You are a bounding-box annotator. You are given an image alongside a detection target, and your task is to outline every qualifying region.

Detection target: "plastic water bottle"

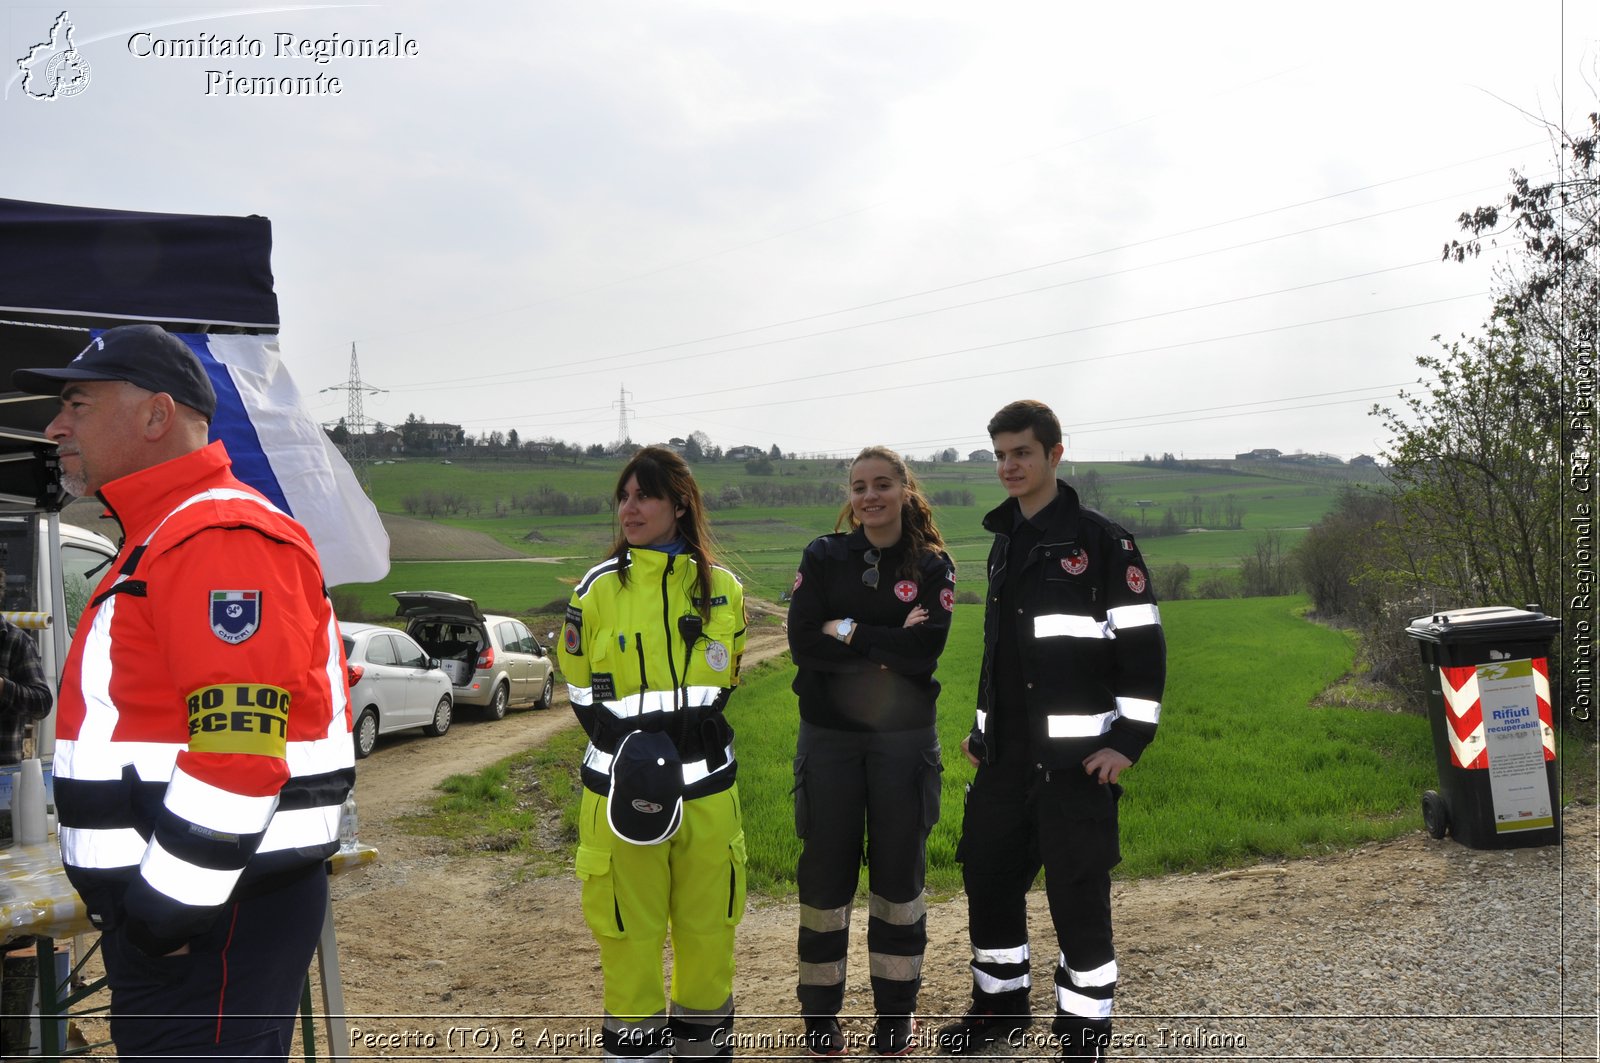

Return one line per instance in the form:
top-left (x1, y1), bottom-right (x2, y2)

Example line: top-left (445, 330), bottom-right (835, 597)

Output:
top-left (338, 793), bottom-right (358, 851)
top-left (15, 758), bottom-right (48, 845)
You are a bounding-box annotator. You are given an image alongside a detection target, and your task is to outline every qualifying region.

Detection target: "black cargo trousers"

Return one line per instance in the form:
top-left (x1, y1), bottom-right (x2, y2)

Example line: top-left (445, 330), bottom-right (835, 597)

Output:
top-left (793, 720), bottom-right (943, 1019)
top-left (956, 751), bottom-right (1122, 1055)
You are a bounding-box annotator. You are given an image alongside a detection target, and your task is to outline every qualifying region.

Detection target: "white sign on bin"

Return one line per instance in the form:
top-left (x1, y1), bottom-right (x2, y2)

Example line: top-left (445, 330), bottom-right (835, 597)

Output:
top-left (1477, 659), bottom-right (1554, 833)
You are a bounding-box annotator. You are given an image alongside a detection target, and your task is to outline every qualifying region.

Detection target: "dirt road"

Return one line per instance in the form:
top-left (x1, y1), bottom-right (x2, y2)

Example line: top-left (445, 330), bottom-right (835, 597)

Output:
top-left (62, 617), bottom-right (1597, 1059)
top-left (328, 619), bottom-right (1597, 1060)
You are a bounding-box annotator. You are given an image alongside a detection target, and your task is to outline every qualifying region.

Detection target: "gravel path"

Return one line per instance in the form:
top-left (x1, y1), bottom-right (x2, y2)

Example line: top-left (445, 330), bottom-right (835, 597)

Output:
top-left (999, 804), bottom-right (1600, 1062)
top-left (319, 803), bottom-right (1599, 1062)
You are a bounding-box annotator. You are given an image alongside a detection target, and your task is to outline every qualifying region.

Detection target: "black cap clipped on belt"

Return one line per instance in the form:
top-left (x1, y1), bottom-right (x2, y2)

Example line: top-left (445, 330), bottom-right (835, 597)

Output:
top-left (607, 730), bottom-right (685, 846)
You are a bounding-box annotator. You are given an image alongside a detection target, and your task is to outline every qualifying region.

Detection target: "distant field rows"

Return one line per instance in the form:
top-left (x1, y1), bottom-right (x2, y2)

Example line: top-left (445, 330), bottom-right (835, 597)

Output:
top-left (331, 456), bottom-right (1381, 611)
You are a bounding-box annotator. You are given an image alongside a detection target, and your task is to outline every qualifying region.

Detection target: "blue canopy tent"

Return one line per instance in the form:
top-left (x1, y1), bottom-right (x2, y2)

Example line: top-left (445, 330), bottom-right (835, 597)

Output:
top-left (0, 197), bottom-right (279, 331)
top-left (0, 197), bottom-right (279, 507)
top-left (0, 196), bottom-right (386, 581)
top-left (0, 197), bottom-right (388, 758)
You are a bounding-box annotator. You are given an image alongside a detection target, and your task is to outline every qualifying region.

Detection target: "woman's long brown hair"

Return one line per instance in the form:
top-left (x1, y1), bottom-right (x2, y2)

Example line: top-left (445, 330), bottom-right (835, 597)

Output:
top-left (608, 445), bottom-right (719, 617)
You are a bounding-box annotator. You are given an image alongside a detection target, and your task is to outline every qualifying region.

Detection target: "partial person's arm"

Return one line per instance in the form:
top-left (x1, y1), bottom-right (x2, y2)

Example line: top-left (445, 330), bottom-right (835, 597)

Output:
top-left (846, 551), bottom-right (956, 674)
top-left (1097, 528), bottom-right (1166, 769)
top-left (559, 589), bottom-right (596, 728)
top-left (0, 630), bottom-right (53, 721)
top-left (786, 540), bottom-right (869, 671)
top-left (726, 578), bottom-right (747, 692)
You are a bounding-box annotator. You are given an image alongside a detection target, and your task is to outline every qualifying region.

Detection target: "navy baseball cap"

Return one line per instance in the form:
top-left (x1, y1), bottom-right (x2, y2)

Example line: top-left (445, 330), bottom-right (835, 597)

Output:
top-left (12, 324), bottom-right (217, 421)
top-left (607, 730), bottom-right (685, 845)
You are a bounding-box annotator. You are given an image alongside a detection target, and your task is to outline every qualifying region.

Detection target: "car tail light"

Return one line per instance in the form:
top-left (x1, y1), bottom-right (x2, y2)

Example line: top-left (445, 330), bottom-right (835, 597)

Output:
top-left (476, 646), bottom-right (494, 670)
top-left (346, 663), bottom-right (365, 688)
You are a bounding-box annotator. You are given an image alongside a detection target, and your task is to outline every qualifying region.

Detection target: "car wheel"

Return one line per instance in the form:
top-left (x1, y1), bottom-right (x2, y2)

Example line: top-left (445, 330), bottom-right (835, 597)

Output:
top-left (422, 695), bottom-right (452, 737)
top-left (535, 673), bottom-right (554, 710)
top-left (486, 681), bottom-right (509, 721)
top-left (354, 708), bottom-right (379, 759)
top-left (1422, 789), bottom-right (1449, 840)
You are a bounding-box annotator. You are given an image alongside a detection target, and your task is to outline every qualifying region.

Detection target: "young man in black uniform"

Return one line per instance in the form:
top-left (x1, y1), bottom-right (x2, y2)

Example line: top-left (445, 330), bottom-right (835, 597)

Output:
top-left (937, 400), bottom-right (1166, 1062)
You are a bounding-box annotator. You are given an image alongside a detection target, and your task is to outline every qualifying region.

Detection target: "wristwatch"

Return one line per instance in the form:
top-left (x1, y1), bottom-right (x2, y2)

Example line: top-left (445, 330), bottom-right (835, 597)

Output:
top-left (834, 618), bottom-right (855, 643)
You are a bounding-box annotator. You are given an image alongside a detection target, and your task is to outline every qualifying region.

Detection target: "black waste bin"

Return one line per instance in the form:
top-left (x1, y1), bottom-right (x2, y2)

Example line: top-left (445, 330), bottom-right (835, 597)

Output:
top-left (1405, 606), bottom-right (1563, 849)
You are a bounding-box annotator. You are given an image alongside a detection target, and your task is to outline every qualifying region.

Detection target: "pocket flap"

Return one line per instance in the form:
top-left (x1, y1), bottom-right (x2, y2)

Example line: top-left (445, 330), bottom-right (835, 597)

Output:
top-left (574, 842), bottom-right (612, 880)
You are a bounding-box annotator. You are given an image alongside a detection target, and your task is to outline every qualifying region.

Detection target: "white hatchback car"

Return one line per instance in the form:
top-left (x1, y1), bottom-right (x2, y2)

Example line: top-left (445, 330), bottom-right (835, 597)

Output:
top-left (340, 622), bottom-right (454, 758)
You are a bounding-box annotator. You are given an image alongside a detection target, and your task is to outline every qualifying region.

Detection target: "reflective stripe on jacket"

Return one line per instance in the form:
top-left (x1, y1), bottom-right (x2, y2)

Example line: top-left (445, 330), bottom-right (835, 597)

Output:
top-left (559, 547), bottom-right (746, 799)
top-left (971, 480), bottom-right (1166, 770)
top-left (53, 441), bottom-right (355, 954)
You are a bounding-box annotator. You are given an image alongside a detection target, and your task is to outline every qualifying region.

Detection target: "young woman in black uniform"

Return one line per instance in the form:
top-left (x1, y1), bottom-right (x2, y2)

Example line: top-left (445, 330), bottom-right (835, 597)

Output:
top-left (787, 446), bottom-right (956, 1057)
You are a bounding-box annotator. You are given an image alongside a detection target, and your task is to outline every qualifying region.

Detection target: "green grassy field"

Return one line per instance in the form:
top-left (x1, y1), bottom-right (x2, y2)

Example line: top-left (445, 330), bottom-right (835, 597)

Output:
top-left (345, 455), bottom-right (1382, 606)
top-left (340, 560), bottom-right (583, 619)
top-left (407, 596), bottom-right (1440, 896)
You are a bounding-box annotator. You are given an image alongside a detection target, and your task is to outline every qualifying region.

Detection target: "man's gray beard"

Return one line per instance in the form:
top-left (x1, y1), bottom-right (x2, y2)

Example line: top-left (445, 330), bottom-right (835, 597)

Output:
top-left (60, 472), bottom-right (87, 498)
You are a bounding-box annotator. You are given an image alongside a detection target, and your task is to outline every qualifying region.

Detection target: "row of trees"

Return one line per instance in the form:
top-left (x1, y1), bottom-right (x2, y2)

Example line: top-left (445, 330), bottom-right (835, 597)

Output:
top-left (1294, 111), bottom-right (1594, 722)
top-left (1101, 499), bottom-right (1249, 539)
top-left (1159, 111), bottom-right (1594, 735)
top-left (350, 420), bottom-right (1014, 467)
top-left (400, 488), bottom-right (609, 518)
top-left (1075, 471), bottom-right (1246, 533)
top-left (399, 479), bottom-right (986, 521)
top-left (1141, 537), bottom-right (1294, 604)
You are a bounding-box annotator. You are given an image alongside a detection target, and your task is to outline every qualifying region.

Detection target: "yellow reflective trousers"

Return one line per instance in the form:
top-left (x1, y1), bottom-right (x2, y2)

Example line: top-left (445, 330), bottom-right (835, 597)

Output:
top-left (576, 785), bottom-right (747, 1058)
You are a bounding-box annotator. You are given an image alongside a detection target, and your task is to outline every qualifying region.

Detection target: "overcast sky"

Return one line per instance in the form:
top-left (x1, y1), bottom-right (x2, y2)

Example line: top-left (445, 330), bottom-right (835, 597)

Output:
top-left (4, 1), bottom-right (1595, 461)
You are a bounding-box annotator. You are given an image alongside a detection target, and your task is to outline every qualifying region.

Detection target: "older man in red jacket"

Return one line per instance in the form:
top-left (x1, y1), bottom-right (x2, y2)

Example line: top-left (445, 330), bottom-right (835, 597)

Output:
top-left (13, 324), bottom-right (355, 1060)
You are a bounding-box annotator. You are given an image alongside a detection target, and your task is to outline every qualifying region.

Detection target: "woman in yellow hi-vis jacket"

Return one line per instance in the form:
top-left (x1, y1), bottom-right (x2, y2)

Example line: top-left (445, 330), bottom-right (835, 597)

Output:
top-left (559, 446), bottom-right (748, 1062)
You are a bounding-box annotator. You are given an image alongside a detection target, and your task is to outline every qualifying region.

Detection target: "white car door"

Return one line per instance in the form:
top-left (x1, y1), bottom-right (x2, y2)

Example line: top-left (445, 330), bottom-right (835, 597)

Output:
top-left (390, 631), bottom-right (438, 721)
top-left (362, 634), bottom-right (414, 729)
top-left (498, 621), bottom-right (529, 706)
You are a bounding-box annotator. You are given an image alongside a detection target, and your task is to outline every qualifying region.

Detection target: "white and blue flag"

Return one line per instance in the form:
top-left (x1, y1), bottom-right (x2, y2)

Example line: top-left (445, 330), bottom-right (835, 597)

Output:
top-left (179, 331), bottom-right (390, 587)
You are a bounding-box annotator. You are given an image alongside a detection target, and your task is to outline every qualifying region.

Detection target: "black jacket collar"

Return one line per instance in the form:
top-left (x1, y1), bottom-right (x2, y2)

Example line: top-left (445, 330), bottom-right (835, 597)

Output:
top-left (982, 479), bottom-right (1083, 539)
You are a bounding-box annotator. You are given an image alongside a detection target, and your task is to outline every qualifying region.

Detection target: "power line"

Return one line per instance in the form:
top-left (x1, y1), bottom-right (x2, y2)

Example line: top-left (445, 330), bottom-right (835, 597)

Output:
top-left (453, 289), bottom-right (1483, 436)
top-left (425, 381), bottom-right (1414, 464)
top-left (304, 152), bottom-right (1537, 447)
top-left (773, 383), bottom-right (1416, 459)
top-left (579, 259), bottom-right (1443, 406)
top-left (371, 156), bottom-right (1545, 397)
top-left (376, 178), bottom-right (1517, 399)
top-left (325, 142), bottom-right (1545, 373)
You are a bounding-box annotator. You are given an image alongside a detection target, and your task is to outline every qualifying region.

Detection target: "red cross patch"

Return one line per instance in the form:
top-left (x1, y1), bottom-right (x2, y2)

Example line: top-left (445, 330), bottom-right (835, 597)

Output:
top-left (792, 571), bottom-right (803, 592)
top-left (939, 587), bottom-right (955, 612)
top-left (1125, 565), bottom-right (1147, 594)
top-left (894, 580), bottom-right (918, 602)
top-left (1061, 549), bottom-right (1089, 576)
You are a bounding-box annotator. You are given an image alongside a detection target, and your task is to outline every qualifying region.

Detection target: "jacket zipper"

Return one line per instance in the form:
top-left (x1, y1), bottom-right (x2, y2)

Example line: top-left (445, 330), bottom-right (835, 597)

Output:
top-left (660, 556), bottom-right (682, 711)
top-left (979, 533), bottom-right (1009, 766)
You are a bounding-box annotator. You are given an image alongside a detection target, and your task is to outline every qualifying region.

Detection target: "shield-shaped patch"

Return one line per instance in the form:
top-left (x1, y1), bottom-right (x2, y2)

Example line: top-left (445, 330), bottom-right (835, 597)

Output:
top-left (211, 590), bottom-right (261, 644)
